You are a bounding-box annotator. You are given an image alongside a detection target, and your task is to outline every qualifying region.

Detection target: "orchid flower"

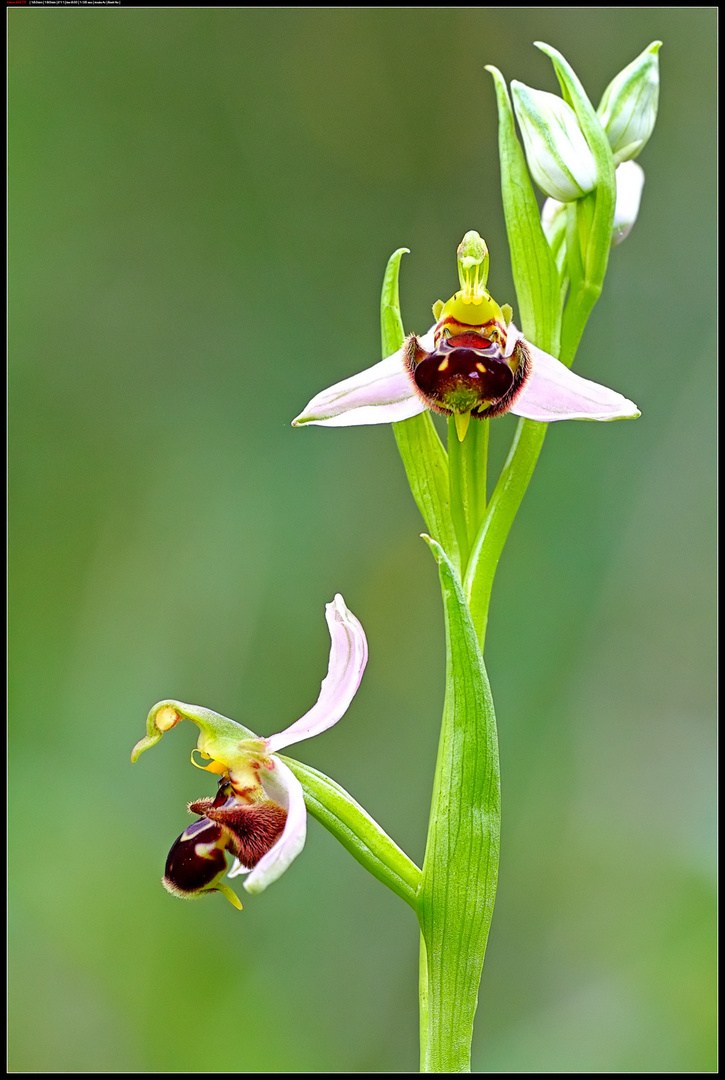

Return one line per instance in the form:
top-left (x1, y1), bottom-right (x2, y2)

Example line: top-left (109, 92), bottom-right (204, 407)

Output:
top-left (131, 594), bottom-right (368, 908)
top-left (293, 233), bottom-right (639, 441)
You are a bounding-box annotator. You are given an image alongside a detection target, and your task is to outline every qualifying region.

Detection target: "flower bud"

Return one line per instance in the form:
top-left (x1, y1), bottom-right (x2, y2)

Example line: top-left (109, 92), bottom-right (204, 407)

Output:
top-left (611, 161), bottom-right (645, 246)
top-left (511, 81), bottom-right (597, 202)
top-left (597, 41), bottom-right (661, 167)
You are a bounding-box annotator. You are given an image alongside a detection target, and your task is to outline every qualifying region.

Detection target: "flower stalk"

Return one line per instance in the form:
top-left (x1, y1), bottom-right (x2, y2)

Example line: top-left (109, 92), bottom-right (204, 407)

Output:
top-left (283, 756), bottom-right (421, 909)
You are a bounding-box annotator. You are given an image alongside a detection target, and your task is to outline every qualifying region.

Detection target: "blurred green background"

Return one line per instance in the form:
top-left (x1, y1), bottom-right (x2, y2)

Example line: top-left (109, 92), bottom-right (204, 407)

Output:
top-left (9, 8), bottom-right (716, 1073)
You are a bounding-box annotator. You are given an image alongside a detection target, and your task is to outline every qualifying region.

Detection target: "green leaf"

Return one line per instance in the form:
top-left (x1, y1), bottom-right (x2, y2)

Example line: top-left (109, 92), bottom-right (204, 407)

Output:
top-left (380, 248), bottom-right (459, 565)
top-left (393, 414), bottom-right (459, 567)
top-left (485, 66), bottom-right (560, 356)
top-left (417, 535), bottom-right (501, 1072)
top-left (380, 246), bottom-right (410, 357)
top-left (282, 756), bottom-right (421, 910)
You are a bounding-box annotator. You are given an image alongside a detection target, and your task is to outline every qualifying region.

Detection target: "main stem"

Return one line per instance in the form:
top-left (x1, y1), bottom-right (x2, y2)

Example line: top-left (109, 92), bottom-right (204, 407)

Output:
top-left (447, 416), bottom-right (490, 578)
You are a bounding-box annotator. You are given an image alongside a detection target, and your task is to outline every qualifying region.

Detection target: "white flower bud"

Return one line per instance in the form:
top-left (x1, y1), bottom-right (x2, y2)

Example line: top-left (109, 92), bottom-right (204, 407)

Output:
top-left (597, 41), bottom-right (661, 167)
top-left (611, 161), bottom-right (645, 246)
top-left (511, 81), bottom-right (597, 202)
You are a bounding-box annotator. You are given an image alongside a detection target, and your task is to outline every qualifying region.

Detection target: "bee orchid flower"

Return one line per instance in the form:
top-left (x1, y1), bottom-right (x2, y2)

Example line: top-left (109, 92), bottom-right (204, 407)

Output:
top-left (293, 234), bottom-right (640, 438)
top-left (131, 594), bottom-right (368, 908)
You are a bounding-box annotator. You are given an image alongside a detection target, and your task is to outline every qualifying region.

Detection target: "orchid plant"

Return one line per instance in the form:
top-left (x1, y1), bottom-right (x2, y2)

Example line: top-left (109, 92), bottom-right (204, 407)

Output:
top-left (132, 40), bottom-right (660, 1073)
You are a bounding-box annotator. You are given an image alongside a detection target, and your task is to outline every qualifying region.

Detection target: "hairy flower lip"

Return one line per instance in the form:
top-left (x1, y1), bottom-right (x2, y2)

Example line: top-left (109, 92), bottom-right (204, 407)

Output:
top-left (293, 322), bottom-right (640, 428)
top-left (405, 331), bottom-right (530, 421)
top-left (163, 817), bottom-right (229, 898)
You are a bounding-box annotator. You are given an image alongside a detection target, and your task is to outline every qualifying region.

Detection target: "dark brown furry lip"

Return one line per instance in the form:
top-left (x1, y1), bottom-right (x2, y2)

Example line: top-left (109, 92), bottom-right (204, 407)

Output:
top-left (404, 331), bottom-right (531, 419)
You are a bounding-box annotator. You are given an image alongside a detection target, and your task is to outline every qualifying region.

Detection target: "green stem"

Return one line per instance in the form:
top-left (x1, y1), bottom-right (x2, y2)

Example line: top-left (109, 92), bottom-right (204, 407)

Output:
top-left (469, 419), bottom-right (489, 528)
top-left (465, 419), bottom-right (548, 651)
top-left (447, 417), bottom-right (472, 571)
top-left (446, 418), bottom-right (490, 578)
top-left (418, 537), bottom-right (501, 1072)
top-left (412, 46), bottom-right (618, 1077)
top-left (560, 279), bottom-right (602, 368)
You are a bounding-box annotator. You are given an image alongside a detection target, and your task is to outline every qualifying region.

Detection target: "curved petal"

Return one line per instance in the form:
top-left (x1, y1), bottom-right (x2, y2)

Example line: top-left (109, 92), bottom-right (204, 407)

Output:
top-left (237, 758), bottom-right (307, 894)
top-left (506, 326), bottom-right (640, 422)
top-left (292, 328), bottom-right (435, 427)
top-left (265, 594), bottom-right (368, 754)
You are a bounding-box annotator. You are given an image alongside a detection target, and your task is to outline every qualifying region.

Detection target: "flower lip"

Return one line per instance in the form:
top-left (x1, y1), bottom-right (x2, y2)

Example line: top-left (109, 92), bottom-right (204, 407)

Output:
top-left (203, 798), bottom-right (288, 869)
top-left (405, 328), bottom-right (531, 421)
top-left (411, 333), bottom-right (515, 416)
top-left (163, 816), bottom-right (228, 898)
